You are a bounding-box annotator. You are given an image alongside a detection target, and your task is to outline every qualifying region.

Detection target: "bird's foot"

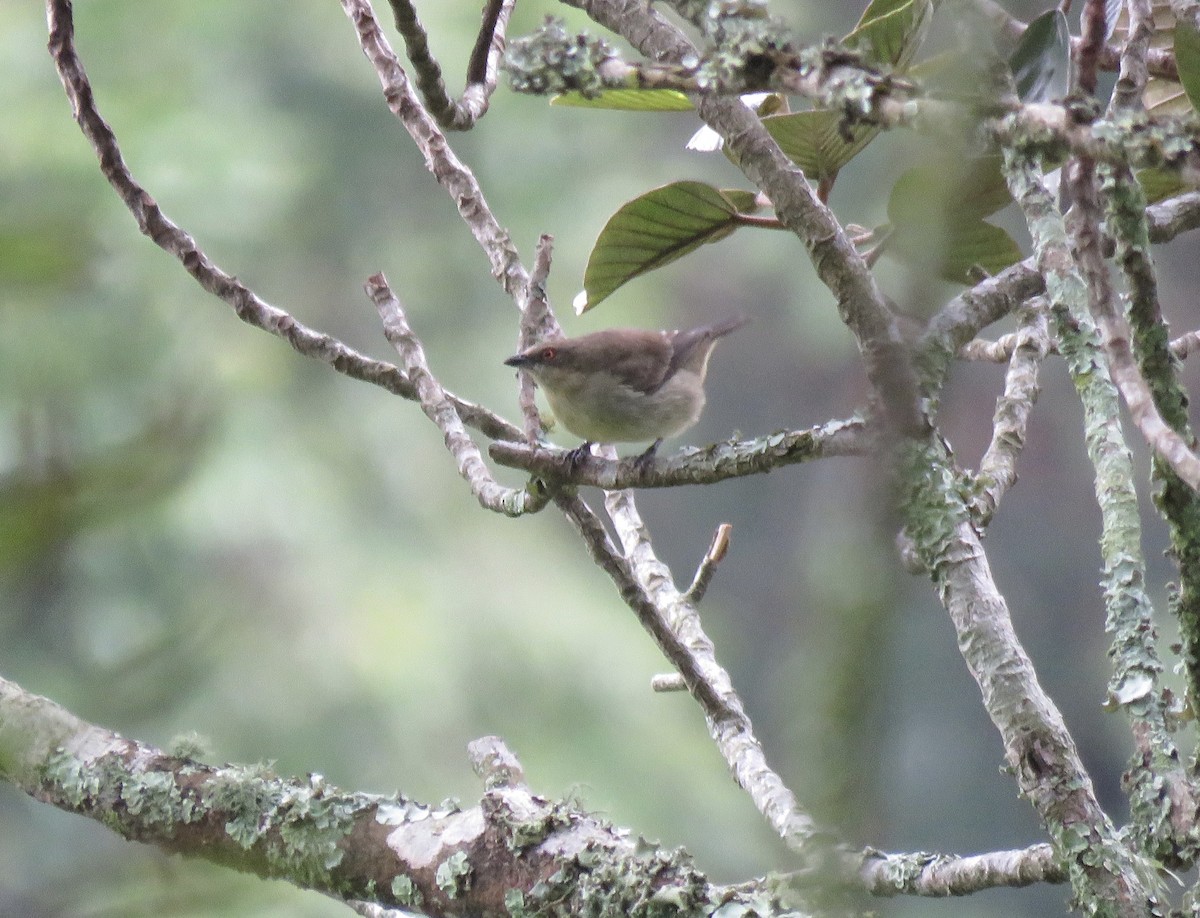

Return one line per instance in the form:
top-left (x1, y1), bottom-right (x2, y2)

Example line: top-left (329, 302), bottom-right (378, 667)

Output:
top-left (565, 442), bottom-right (594, 472)
top-left (632, 439), bottom-right (663, 474)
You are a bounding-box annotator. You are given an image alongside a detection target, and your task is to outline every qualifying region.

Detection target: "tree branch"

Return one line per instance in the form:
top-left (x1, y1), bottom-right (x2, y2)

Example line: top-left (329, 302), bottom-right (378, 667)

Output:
top-left (340, 0), bottom-right (530, 305)
top-left (385, 0), bottom-right (515, 130)
top-left (43, 0), bottom-right (519, 445)
top-left (971, 300), bottom-right (1052, 524)
top-left (0, 675), bottom-right (798, 916)
top-left (365, 273), bottom-right (550, 516)
top-left (488, 416), bottom-right (874, 488)
top-left (1006, 148), bottom-right (1192, 869)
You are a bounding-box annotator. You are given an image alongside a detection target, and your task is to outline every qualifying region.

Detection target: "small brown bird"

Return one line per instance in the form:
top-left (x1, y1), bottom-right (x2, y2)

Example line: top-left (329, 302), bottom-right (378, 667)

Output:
top-left (504, 316), bottom-right (747, 450)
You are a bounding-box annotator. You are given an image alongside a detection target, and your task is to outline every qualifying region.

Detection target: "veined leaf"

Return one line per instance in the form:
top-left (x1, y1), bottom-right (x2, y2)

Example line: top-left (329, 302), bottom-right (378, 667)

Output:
top-left (578, 182), bottom-right (751, 311)
top-left (551, 89), bottom-right (694, 112)
top-left (761, 110), bottom-right (879, 180)
top-left (844, 0), bottom-right (934, 70)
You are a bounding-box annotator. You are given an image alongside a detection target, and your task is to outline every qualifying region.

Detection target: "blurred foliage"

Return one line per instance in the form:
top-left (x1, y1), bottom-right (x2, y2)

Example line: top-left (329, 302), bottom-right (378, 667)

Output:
top-left (3, 2), bottom-right (1200, 917)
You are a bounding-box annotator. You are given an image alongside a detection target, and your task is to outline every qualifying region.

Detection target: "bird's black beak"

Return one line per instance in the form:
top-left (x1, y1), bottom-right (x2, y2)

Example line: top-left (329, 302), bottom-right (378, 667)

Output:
top-left (504, 353), bottom-right (529, 368)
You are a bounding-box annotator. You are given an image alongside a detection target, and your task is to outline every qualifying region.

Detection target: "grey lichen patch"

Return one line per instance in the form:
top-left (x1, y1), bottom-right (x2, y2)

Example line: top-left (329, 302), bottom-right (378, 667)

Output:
top-left (517, 839), bottom-right (712, 917)
top-left (896, 440), bottom-right (971, 574)
top-left (41, 747), bottom-right (103, 809)
top-left (40, 748), bottom-right (200, 830)
top-left (503, 17), bottom-right (618, 98)
top-left (167, 731), bottom-right (212, 761)
top-left (488, 790), bottom-right (573, 852)
top-left (208, 766), bottom-right (366, 885)
top-left (121, 769), bottom-right (188, 826)
top-left (435, 849), bottom-right (473, 898)
top-left (390, 874), bottom-right (423, 909)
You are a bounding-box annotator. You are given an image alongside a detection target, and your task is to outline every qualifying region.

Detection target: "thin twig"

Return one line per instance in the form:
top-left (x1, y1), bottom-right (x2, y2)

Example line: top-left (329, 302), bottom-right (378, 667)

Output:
top-left (514, 235), bottom-right (561, 444)
top-left (385, 0), bottom-right (515, 129)
top-left (650, 673), bottom-right (686, 692)
top-left (43, 0), bottom-right (520, 444)
top-left (365, 273), bottom-right (549, 516)
top-left (960, 326), bottom-right (1200, 363)
top-left (686, 523), bottom-right (732, 603)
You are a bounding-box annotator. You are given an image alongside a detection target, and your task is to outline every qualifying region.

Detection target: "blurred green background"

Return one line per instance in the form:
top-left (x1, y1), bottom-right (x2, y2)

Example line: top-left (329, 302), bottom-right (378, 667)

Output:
top-left (4, 1), bottom-right (1200, 915)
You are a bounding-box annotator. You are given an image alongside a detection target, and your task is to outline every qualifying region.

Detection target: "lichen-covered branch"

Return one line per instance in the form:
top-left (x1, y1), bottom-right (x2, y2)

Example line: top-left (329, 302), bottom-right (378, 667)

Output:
top-left (861, 843), bottom-right (1066, 896)
top-left (600, 485), bottom-right (834, 862)
top-left (1100, 167), bottom-right (1200, 730)
top-left (899, 435), bottom-right (1162, 914)
top-left (1005, 150), bottom-right (1193, 866)
top-left (972, 300), bottom-right (1051, 524)
top-left (504, 13), bottom-right (907, 113)
top-left (365, 273), bottom-right (550, 516)
top-left (488, 416), bottom-right (873, 488)
top-left (385, 0), bottom-right (514, 130)
top-left (0, 675), bottom-right (799, 916)
top-left (509, 5), bottom-right (1200, 179)
top-left (553, 486), bottom-right (836, 872)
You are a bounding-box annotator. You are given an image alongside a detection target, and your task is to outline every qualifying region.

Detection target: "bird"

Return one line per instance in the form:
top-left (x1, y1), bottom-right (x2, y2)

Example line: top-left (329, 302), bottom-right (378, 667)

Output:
top-left (504, 316), bottom-right (747, 459)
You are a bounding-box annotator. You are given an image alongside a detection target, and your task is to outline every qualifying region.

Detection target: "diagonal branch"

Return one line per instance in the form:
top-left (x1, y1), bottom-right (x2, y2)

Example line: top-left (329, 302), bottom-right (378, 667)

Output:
top-left (555, 484), bottom-right (834, 865)
top-left (44, 0), bottom-right (520, 445)
top-left (972, 300), bottom-right (1052, 524)
top-left (365, 273), bottom-right (550, 516)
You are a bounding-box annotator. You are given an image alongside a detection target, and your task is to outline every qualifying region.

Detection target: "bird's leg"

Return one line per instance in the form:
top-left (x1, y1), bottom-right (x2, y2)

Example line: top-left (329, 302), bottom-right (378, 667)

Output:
top-left (633, 438), bottom-right (663, 473)
top-left (565, 441), bottom-right (594, 472)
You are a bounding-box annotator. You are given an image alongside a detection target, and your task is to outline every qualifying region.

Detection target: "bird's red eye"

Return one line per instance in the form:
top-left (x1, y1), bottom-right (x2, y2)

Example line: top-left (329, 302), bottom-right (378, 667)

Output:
top-left (542, 347), bottom-right (557, 361)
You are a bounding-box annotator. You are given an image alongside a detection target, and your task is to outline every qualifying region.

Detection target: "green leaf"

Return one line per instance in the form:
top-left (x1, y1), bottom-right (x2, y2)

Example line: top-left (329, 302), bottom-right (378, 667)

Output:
top-left (885, 156), bottom-right (1021, 284)
top-left (1010, 10), bottom-right (1071, 102)
top-left (579, 182), bottom-right (749, 311)
top-left (1136, 167), bottom-right (1191, 204)
top-left (550, 89), bottom-right (694, 111)
top-left (844, 0), bottom-right (934, 70)
top-left (761, 110), bottom-right (879, 180)
top-left (887, 218), bottom-right (1022, 285)
top-left (887, 156), bottom-right (1012, 224)
top-left (1175, 20), bottom-right (1200, 109)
